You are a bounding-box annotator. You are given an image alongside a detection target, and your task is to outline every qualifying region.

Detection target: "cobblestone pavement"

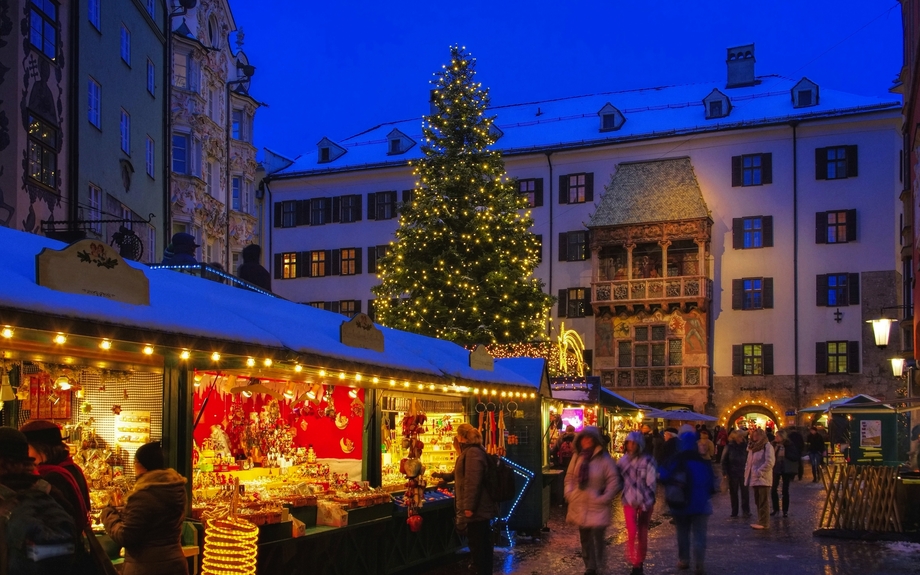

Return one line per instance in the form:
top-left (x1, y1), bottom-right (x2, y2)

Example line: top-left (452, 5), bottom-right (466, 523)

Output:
top-left (421, 468), bottom-right (920, 575)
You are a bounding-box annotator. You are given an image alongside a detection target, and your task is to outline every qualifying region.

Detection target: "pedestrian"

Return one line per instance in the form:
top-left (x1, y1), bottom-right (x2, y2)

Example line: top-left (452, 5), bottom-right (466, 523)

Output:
top-left (640, 424), bottom-right (659, 458)
top-left (697, 429), bottom-right (716, 462)
top-left (161, 232), bottom-right (199, 265)
top-left (552, 425), bottom-right (577, 470)
top-left (770, 430), bottom-right (798, 518)
top-left (744, 427), bottom-right (775, 530)
top-left (720, 430), bottom-right (750, 518)
top-left (715, 426), bottom-right (728, 461)
top-left (654, 427), bottom-right (680, 467)
top-left (20, 420), bottom-right (90, 531)
top-left (452, 423), bottom-right (497, 575)
top-left (659, 425), bottom-right (715, 575)
top-left (806, 426), bottom-right (826, 482)
top-left (617, 431), bottom-right (657, 575)
top-left (237, 244), bottom-right (272, 292)
top-left (100, 441), bottom-right (189, 575)
top-left (565, 426), bottom-right (620, 575)
top-left (787, 427), bottom-right (806, 480)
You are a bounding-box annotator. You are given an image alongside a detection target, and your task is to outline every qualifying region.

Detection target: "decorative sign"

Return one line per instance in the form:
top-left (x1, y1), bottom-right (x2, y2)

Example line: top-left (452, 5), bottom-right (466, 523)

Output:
top-left (36, 240), bottom-right (150, 305)
top-left (340, 313), bottom-right (384, 352)
top-left (561, 407), bottom-right (585, 431)
top-left (860, 419), bottom-right (882, 448)
top-left (469, 345), bottom-right (494, 371)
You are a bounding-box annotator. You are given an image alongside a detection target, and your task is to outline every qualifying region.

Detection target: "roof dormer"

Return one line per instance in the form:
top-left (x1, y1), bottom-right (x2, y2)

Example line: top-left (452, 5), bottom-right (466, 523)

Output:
top-left (317, 137), bottom-right (346, 164)
top-left (792, 77), bottom-right (819, 108)
top-left (386, 129), bottom-right (416, 155)
top-left (703, 88), bottom-right (731, 120)
top-left (597, 103), bottom-right (625, 132)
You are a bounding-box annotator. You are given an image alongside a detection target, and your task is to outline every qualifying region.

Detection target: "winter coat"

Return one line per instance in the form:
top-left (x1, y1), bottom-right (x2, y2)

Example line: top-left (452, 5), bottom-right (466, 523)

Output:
top-left (564, 429), bottom-right (620, 528)
top-left (237, 261), bottom-right (272, 292)
top-left (773, 441), bottom-right (798, 476)
top-left (807, 432), bottom-right (826, 454)
top-left (454, 443), bottom-right (497, 526)
top-left (616, 452), bottom-right (656, 510)
top-left (721, 442), bottom-right (748, 479)
top-left (744, 443), bottom-right (775, 487)
top-left (654, 436), bottom-right (678, 467)
top-left (100, 468), bottom-right (189, 575)
top-left (552, 431), bottom-right (577, 469)
top-left (659, 432), bottom-right (715, 516)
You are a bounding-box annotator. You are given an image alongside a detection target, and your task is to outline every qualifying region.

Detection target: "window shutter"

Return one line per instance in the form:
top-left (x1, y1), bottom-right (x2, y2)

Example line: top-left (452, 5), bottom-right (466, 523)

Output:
top-left (583, 290), bottom-right (593, 316)
top-left (330, 249), bottom-right (341, 276)
top-left (763, 277), bottom-right (774, 309)
top-left (367, 193), bottom-right (377, 220)
top-left (763, 216), bottom-right (774, 247)
top-left (324, 250), bottom-right (332, 277)
top-left (731, 156), bottom-right (742, 187)
top-left (534, 178), bottom-right (544, 207)
top-left (846, 145), bottom-right (858, 177)
top-left (815, 342), bottom-right (827, 374)
top-left (402, 189), bottom-right (412, 204)
top-left (295, 252), bottom-right (304, 278)
top-left (367, 246), bottom-right (376, 274)
top-left (845, 209), bottom-right (857, 242)
top-left (584, 173), bottom-right (594, 202)
top-left (557, 289), bottom-right (567, 317)
top-left (559, 175), bottom-right (568, 204)
top-left (732, 279), bottom-right (743, 310)
top-left (273, 253), bottom-right (282, 279)
top-left (355, 247), bottom-right (362, 274)
top-left (816, 274), bottom-right (828, 306)
top-left (761, 153), bottom-right (773, 184)
top-left (848, 340), bottom-right (860, 373)
top-left (323, 198), bottom-right (332, 223)
top-left (332, 197), bottom-right (341, 223)
top-left (302, 252), bottom-right (312, 278)
top-left (732, 218), bottom-right (743, 249)
top-left (815, 212), bottom-right (827, 244)
top-left (815, 147), bottom-right (828, 180)
top-left (273, 202), bottom-right (282, 228)
top-left (354, 300), bottom-right (362, 315)
top-left (732, 345), bottom-right (742, 375)
top-left (763, 344), bottom-right (774, 375)
top-left (292, 200), bottom-right (303, 226)
top-left (558, 233), bottom-right (568, 261)
top-left (848, 273), bottom-right (860, 305)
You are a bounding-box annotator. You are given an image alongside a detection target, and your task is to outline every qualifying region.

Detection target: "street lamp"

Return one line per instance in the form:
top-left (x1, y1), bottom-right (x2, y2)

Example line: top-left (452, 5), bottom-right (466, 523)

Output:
top-left (867, 306), bottom-right (912, 349)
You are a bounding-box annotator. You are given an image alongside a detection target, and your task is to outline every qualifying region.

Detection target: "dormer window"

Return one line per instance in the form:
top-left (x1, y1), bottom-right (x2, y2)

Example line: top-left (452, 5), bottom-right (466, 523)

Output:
top-left (317, 137), bottom-right (346, 164)
top-left (597, 103), bottom-right (625, 132)
top-left (389, 139), bottom-right (401, 154)
top-left (320, 147), bottom-right (330, 162)
top-left (709, 101), bottom-right (723, 117)
top-left (792, 78), bottom-right (818, 108)
top-left (703, 88), bottom-right (731, 119)
top-left (386, 128), bottom-right (415, 156)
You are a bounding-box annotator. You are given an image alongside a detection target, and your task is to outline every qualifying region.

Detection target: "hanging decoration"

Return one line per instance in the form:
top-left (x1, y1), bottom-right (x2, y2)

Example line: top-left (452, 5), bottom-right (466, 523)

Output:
top-left (400, 399), bottom-right (427, 531)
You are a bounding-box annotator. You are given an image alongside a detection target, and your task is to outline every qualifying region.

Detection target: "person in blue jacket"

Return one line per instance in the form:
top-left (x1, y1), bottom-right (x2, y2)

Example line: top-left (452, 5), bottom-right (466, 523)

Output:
top-left (659, 424), bottom-right (716, 575)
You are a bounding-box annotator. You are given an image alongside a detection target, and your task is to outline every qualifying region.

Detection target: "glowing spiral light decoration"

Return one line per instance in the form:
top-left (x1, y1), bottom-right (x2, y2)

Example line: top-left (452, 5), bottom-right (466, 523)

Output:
top-left (201, 517), bottom-right (259, 575)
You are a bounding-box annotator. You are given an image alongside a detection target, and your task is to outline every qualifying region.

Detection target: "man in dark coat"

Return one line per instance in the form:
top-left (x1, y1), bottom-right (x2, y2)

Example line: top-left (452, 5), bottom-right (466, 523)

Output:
top-left (161, 233), bottom-right (199, 266)
top-left (454, 423), bottom-right (497, 575)
top-left (786, 428), bottom-right (806, 480)
top-left (237, 244), bottom-right (272, 292)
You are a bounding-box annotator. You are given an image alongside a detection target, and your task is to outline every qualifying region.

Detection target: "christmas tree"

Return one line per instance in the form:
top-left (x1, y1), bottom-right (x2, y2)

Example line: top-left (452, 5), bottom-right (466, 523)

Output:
top-left (372, 46), bottom-right (553, 345)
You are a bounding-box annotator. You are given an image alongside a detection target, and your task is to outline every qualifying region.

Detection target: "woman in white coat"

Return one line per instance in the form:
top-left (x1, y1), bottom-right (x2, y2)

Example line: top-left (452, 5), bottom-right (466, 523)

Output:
top-left (565, 426), bottom-right (621, 575)
top-left (744, 428), bottom-right (775, 530)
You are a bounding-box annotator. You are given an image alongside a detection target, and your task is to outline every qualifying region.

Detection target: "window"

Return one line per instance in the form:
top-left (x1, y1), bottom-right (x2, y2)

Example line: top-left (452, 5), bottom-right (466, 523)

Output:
top-left (558, 287), bottom-right (592, 318)
top-left (816, 273), bottom-right (859, 307)
top-left (731, 153), bottom-right (772, 187)
top-left (827, 341), bottom-right (848, 374)
top-left (311, 197), bottom-right (331, 225)
top-left (602, 114), bottom-right (618, 130)
top-left (827, 274), bottom-right (846, 306)
top-left (559, 231), bottom-right (589, 261)
top-left (340, 300), bottom-right (360, 319)
top-left (204, 161), bottom-right (213, 196)
top-left (29, 0), bottom-right (56, 59)
top-left (618, 341), bottom-right (632, 368)
top-left (27, 114), bottom-right (57, 189)
top-left (243, 181), bottom-right (251, 214)
top-left (518, 178), bottom-right (543, 208)
top-left (120, 24), bottom-right (130, 65)
top-left (320, 147), bottom-right (330, 163)
top-left (816, 145), bottom-right (858, 180)
top-left (389, 139), bottom-right (401, 154)
top-left (145, 0), bottom-right (154, 17)
top-left (367, 191), bottom-right (397, 220)
top-left (145, 136), bottom-right (154, 177)
top-left (232, 110), bottom-right (242, 140)
top-left (742, 278), bottom-right (762, 309)
top-left (88, 184), bottom-right (102, 234)
top-left (280, 200), bottom-right (297, 228)
top-left (559, 173), bottom-right (593, 204)
top-left (816, 341), bottom-right (860, 374)
top-left (732, 343), bottom-right (774, 375)
top-left (310, 250), bottom-right (327, 277)
top-left (709, 101), bottom-right (723, 118)
top-left (88, 78), bottom-right (100, 128)
top-left (732, 277), bottom-right (773, 310)
top-left (88, 0), bottom-right (100, 30)
top-left (732, 216), bottom-right (773, 249)
top-left (172, 134), bottom-right (188, 174)
top-left (367, 245), bottom-right (388, 274)
top-left (147, 59), bottom-right (155, 96)
top-left (119, 110), bottom-right (130, 154)
top-left (798, 90), bottom-right (812, 107)
top-left (816, 209), bottom-right (856, 244)
top-left (339, 194), bottom-right (361, 223)
top-left (173, 53), bottom-right (189, 88)
top-left (232, 177), bottom-right (241, 210)
top-left (279, 252), bottom-right (298, 279)
top-left (340, 248), bottom-right (357, 275)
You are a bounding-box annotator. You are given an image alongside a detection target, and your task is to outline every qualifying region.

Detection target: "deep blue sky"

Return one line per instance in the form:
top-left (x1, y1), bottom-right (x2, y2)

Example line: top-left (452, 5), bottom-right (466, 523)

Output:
top-left (231, 1), bottom-right (903, 162)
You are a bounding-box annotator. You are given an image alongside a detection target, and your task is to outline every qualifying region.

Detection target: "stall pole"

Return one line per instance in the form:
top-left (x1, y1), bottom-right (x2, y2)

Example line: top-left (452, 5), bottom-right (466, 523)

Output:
top-left (364, 388), bottom-right (381, 485)
top-left (163, 363), bottom-right (193, 497)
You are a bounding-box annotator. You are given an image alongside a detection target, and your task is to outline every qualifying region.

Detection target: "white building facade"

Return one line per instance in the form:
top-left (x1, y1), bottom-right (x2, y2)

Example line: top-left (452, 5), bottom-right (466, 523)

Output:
top-left (263, 46), bottom-right (902, 425)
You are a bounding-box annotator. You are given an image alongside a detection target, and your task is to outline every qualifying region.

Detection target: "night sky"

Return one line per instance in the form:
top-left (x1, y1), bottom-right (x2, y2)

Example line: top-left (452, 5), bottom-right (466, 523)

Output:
top-left (230, 1), bottom-right (902, 162)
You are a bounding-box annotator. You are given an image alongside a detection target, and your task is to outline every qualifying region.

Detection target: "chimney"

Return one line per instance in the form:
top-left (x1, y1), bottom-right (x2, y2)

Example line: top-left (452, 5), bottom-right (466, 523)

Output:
top-left (726, 44), bottom-right (756, 88)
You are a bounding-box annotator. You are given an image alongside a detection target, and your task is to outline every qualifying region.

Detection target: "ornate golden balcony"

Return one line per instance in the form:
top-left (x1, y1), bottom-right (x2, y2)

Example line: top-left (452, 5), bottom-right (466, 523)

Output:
top-left (592, 275), bottom-right (712, 309)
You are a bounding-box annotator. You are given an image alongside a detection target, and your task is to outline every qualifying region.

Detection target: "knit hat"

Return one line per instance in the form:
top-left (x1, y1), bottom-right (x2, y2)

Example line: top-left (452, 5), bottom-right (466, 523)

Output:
top-left (134, 441), bottom-right (166, 471)
top-left (20, 420), bottom-right (64, 445)
top-left (664, 427), bottom-right (679, 436)
top-left (0, 427), bottom-right (34, 461)
top-left (625, 430), bottom-right (645, 450)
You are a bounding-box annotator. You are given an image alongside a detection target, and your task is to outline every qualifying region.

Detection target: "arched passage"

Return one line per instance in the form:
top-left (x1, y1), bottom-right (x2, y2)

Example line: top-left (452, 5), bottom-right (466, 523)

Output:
top-left (724, 404), bottom-right (780, 430)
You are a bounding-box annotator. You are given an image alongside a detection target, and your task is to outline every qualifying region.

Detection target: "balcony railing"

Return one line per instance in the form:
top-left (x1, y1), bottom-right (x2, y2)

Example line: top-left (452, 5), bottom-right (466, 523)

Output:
top-left (593, 275), bottom-right (712, 306)
top-left (601, 367), bottom-right (708, 388)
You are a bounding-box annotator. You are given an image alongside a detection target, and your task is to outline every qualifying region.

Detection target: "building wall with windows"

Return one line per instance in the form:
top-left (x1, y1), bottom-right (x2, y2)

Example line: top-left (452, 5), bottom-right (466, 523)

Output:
top-left (264, 52), bottom-right (901, 423)
top-left (0, 0), bottom-right (72, 236)
top-left (77, 0), bottom-right (165, 262)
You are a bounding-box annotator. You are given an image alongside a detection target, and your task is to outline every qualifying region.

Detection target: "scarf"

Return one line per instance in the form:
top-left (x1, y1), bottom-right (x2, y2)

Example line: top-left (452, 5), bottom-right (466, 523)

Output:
top-left (749, 435), bottom-right (768, 453)
top-left (577, 446), bottom-right (594, 488)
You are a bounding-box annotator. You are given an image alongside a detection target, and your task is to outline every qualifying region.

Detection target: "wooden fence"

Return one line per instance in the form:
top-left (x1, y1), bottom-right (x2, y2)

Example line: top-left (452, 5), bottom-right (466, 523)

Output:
top-left (819, 465), bottom-right (901, 532)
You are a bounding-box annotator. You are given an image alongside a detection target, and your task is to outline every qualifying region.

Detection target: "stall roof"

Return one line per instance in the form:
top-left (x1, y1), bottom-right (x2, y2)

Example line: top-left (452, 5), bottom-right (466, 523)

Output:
top-left (0, 227), bottom-right (532, 388)
top-left (600, 388), bottom-right (641, 411)
top-left (494, 357), bottom-right (550, 395)
top-left (799, 394), bottom-right (893, 413)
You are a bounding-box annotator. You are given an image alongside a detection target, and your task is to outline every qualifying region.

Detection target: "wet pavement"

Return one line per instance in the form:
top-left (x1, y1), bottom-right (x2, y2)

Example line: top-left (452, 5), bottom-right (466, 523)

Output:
top-left (420, 467), bottom-right (920, 575)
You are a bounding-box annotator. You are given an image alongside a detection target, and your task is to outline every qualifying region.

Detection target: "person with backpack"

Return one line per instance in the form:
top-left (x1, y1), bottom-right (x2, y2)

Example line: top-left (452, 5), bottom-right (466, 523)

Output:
top-left (720, 430), bottom-right (750, 518)
top-left (770, 430), bottom-right (798, 518)
top-left (100, 441), bottom-right (189, 575)
top-left (617, 431), bottom-right (656, 575)
top-left (659, 425), bottom-right (715, 575)
top-left (453, 423), bottom-right (497, 575)
top-left (565, 426), bottom-right (620, 575)
top-left (744, 427), bottom-right (775, 530)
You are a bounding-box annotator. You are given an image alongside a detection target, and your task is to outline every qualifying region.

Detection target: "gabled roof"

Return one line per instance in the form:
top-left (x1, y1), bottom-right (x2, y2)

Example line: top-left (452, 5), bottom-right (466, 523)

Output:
top-left (587, 157), bottom-right (709, 228)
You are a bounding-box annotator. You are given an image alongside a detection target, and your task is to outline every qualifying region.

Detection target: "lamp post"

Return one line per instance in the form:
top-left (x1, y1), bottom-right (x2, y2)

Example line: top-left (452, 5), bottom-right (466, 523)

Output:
top-left (867, 305), bottom-right (912, 350)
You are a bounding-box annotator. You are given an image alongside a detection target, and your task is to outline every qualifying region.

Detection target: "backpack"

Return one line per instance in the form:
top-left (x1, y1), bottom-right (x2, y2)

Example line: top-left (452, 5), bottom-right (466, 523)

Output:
top-left (663, 455), bottom-right (693, 511)
top-left (557, 440), bottom-right (574, 467)
top-left (0, 480), bottom-right (77, 575)
top-left (485, 453), bottom-right (516, 503)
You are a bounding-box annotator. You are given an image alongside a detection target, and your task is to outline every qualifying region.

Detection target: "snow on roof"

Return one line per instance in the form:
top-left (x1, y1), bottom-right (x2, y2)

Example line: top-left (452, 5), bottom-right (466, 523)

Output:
top-left (494, 357), bottom-right (547, 390)
top-left (0, 226), bottom-right (531, 387)
top-left (273, 76), bottom-right (900, 177)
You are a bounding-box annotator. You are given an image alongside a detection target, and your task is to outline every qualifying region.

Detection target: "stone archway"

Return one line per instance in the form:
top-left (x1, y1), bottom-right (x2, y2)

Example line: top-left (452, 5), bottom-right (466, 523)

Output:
top-left (724, 403), bottom-right (780, 430)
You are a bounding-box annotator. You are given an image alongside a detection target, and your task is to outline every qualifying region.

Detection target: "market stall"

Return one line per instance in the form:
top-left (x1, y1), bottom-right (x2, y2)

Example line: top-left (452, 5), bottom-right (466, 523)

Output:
top-left (548, 376), bottom-right (642, 456)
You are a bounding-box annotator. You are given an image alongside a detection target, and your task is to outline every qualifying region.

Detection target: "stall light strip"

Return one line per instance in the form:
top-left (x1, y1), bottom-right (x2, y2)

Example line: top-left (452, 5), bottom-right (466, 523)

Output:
top-left (492, 456), bottom-right (535, 544)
